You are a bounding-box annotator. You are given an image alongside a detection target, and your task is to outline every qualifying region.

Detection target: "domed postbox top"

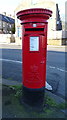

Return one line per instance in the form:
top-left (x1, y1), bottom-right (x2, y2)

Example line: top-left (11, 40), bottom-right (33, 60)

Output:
top-left (17, 8), bottom-right (52, 24)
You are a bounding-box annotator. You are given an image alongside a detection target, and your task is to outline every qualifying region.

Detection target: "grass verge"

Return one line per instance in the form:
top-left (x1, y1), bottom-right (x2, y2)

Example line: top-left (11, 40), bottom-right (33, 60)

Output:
top-left (2, 84), bottom-right (66, 118)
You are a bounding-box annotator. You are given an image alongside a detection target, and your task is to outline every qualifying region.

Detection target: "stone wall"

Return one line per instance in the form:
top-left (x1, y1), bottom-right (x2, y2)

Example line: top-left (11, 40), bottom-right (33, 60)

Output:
top-left (47, 30), bottom-right (67, 45)
top-left (0, 34), bottom-right (15, 44)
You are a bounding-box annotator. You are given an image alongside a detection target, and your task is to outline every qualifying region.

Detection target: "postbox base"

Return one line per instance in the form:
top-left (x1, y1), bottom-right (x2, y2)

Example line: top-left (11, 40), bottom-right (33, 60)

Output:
top-left (22, 86), bottom-right (45, 110)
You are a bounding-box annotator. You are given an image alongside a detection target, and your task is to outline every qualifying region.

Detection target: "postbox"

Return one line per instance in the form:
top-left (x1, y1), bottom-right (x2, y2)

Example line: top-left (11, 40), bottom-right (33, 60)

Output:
top-left (17, 8), bottom-right (52, 108)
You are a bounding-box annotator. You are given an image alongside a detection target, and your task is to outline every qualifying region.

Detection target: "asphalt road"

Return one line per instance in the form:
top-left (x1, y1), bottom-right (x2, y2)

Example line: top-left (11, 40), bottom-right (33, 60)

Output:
top-left (1, 49), bottom-right (67, 99)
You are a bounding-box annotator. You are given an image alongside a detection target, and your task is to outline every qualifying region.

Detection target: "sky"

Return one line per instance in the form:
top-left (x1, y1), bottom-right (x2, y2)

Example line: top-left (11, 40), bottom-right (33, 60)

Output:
top-left (0, 0), bottom-right (22, 15)
top-left (0, 0), bottom-right (66, 21)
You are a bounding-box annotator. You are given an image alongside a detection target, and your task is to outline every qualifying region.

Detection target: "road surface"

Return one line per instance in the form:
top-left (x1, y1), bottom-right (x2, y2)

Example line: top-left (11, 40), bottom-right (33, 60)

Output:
top-left (0, 48), bottom-right (66, 99)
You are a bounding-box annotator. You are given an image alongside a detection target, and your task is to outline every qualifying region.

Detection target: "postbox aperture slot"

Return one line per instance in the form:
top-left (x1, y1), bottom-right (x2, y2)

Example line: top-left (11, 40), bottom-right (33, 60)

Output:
top-left (25, 28), bottom-right (44, 31)
top-left (30, 36), bottom-right (39, 51)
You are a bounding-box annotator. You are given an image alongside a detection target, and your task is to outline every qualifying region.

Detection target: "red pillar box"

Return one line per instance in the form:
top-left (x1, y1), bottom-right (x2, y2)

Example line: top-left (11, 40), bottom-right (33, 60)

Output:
top-left (17, 8), bottom-right (52, 108)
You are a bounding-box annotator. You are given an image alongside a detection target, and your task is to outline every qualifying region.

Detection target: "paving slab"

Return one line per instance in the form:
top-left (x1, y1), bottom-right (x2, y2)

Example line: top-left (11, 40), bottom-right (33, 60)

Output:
top-left (0, 43), bottom-right (67, 52)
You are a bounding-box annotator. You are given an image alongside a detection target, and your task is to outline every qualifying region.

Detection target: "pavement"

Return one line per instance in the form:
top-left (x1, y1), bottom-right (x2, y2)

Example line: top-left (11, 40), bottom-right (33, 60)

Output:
top-left (0, 43), bottom-right (67, 117)
top-left (0, 43), bottom-right (22, 49)
top-left (0, 78), bottom-right (65, 105)
top-left (47, 45), bottom-right (67, 52)
top-left (0, 43), bottom-right (67, 52)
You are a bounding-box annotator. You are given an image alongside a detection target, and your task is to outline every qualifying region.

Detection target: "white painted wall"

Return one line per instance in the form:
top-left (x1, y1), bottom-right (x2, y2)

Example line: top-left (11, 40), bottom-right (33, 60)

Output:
top-left (48, 30), bottom-right (67, 39)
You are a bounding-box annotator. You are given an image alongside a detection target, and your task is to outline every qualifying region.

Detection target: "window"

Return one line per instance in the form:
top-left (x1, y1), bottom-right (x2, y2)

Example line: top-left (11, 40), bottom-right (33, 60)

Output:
top-left (10, 24), bottom-right (12, 28)
top-left (3, 22), bottom-right (6, 27)
top-left (0, 21), bottom-right (2, 27)
top-left (57, 21), bottom-right (59, 25)
top-left (17, 19), bottom-right (21, 24)
top-left (17, 27), bottom-right (22, 37)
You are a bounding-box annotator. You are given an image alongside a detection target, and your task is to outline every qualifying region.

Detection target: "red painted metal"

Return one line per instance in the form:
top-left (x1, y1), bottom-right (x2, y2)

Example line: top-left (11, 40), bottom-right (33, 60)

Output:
top-left (17, 8), bottom-right (52, 24)
top-left (17, 8), bottom-right (52, 89)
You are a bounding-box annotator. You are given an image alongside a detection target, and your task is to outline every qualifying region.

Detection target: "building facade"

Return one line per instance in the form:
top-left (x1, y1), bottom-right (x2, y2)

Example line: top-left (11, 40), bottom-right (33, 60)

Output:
top-left (15, 0), bottom-right (64, 45)
top-left (0, 14), bottom-right (15, 34)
